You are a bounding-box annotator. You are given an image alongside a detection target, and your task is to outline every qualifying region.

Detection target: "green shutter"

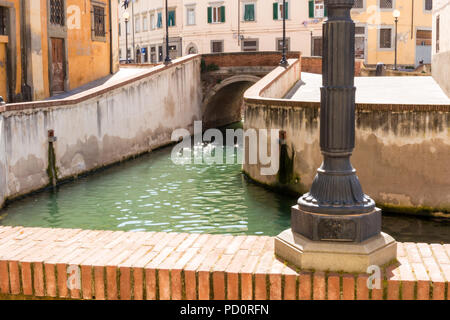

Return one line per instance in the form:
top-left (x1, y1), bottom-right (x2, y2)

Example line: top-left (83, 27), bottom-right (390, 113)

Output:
top-left (244, 4), bottom-right (255, 21)
top-left (207, 7), bottom-right (212, 23)
top-left (157, 12), bottom-right (162, 28)
top-left (285, 2), bottom-right (289, 19)
top-left (168, 11), bottom-right (175, 26)
top-left (273, 2), bottom-right (278, 20)
top-left (309, 0), bottom-right (314, 18)
top-left (220, 6), bottom-right (225, 22)
top-left (324, 5), bottom-right (327, 17)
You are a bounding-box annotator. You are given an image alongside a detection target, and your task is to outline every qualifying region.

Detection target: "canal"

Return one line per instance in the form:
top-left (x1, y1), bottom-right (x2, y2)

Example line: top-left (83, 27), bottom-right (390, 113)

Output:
top-left (0, 123), bottom-right (448, 243)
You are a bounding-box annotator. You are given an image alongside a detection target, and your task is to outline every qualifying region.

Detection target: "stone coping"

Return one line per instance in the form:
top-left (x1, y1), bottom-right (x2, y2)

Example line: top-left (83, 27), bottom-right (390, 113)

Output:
top-left (0, 226), bottom-right (448, 300)
top-left (244, 59), bottom-right (450, 113)
top-left (0, 54), bottom-right (199, 114)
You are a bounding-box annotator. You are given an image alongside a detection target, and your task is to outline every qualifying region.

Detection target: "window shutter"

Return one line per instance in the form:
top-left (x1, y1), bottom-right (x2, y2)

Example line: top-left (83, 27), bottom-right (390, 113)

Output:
top-left (309, 0), bottom-right (314, 18)
top-left (324, 5), bottom-right (328, 17)
top-left (273, 3), bottom-right (278, 20)
top-left (220, 6), bottom-right (225, 22)
top-left (169, 11), bottom-right (175, 26)
top-left (285, 2), bottom-right (289, 19)
top-left (157, 12), bottom-right (162, 28)
top-left (207, 7), bottom-right (212, 23)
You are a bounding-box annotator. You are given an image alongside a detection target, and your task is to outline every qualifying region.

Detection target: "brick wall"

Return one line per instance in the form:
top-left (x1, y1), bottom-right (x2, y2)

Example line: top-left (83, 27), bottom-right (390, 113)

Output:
top-left (202, 52), bottom-right (301, 68)
top-left (0, 226), bottom-right (448, 300)
top-left (302, 56), bottom-right (363, 76)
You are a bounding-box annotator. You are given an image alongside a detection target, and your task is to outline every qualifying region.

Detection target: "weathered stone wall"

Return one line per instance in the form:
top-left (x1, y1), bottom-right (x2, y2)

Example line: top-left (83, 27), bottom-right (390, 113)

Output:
top-left (244, 62), bottom-right (450, 215)
top-left (0, 55), bottom-right (203, 207)
top-left (202, 51), bottom-right (301, 68)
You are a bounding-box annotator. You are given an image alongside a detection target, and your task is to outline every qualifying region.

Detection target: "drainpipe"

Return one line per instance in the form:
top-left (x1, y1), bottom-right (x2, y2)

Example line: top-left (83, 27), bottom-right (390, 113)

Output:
top-left (109, 0), bottom-right (113, 74)
top-left (237, 0), bottom-right (240, 47)
top-left (411, 0), bottom-right (414, 39)
top-left (20, 0), bottom-right (31, 101)
top-left (132, 0), bottom-right (135, 61)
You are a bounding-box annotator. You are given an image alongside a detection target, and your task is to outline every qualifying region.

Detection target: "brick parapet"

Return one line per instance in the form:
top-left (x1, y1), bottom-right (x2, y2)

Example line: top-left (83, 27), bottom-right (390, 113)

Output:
top-left (0, 226), bottom-right (447, 300)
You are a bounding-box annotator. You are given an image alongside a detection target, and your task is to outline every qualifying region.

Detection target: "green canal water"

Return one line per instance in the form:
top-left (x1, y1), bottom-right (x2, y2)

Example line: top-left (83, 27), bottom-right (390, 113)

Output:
top-left (0, 123), bottom-right (449, 243)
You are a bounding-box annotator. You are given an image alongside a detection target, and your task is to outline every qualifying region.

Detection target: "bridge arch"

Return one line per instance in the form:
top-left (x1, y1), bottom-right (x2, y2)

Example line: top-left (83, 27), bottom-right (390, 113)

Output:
top-left (202, 75), bottom-right (261, 128)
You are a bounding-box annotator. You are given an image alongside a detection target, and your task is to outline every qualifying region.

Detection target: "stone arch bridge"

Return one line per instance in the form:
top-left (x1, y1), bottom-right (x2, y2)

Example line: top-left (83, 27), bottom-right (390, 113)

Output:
top-left (200, 52), bottom-right (300, 128)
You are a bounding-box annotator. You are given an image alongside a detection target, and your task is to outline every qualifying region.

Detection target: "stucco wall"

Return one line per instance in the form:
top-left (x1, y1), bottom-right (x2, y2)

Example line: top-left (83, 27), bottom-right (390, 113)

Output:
top-left (432, 0), bottom-right (450, 98)
top-left (243, 63), bottom-right (450, 215)
top-left (0, 55), bottom-right (203, 206)
top-left (67, 0), bottom-right (111, 90)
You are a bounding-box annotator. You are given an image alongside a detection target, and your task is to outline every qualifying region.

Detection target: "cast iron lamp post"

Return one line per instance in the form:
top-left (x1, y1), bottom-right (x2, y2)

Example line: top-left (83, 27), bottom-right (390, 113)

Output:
top-left (393, 9), bottom-right (400, 70)
top-left (279, 0), bottom-right (288, 67)
top-left (164, 0), bottom-right (172, 65)
top-left (309, 26), bottom-right (314, 56)
top-left (122, 11), bottom-right (130, 64)
top-left (275, 0), bottom-right (396, 273)
top-left (293, 0), bottom-right (380, 243)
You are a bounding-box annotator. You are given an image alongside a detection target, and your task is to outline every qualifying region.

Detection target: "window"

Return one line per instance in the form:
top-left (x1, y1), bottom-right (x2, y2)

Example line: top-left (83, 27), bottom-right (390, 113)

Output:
top-left (157, 11), bottom-right (162, 28)
top-left (50, 0), bottom-right (65, 26)
top-left (436, 15), bottom-right (440, 53)
top-left (208, 6), bottom-right (225, 23)
top-left (243, 3), bottom-right (255, 22)
top-left (277, 38), bottom-right (290, 52)
top-left (150, 13), bottom-right (155, 30)
top-left (242, 39), bottom-right (258, 52)
top-left (314, 0), bottom-right (324, 18)
top-left (135, 16), bottom-right (140, 32)
top-left (379, 28), bottom-right (392, 49)
top-left (424, 0), bottom-right (432, 12)
top-left (92, 5), bottom-right (106, 39)
top-left (119, 49), bottom-right (122, 59)
top-left (416, 29), bottom-right (431, 46)
top-left (355, 26), bottom-right (366, 59)
top-left (308, 1), bottom-right (326, 18)
top-left (150, 46), bottom-right (156, 63)
top-left (273, 1), bottom-right (288, 20)
top-left (211, 40), bottom-right (224, 53)
top-left (168, 10), bottom-right (175, 27)
top-left (312, 37), bottom-right (322, 56)
top-left (186, 7), bottom-right (195, 25)
top-left (143, 15), bottom-right (148, 31)
top-left (0, 7), bottom-right (6, 35)
top-left (379, 0), bottom-right (393, 9)
top-left (353, 0), bottom-right (364, 9)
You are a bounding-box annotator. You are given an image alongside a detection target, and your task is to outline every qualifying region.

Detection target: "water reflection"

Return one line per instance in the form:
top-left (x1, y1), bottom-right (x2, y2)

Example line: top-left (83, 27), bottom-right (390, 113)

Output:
top-left (0, 123), bottom-right (448, 243)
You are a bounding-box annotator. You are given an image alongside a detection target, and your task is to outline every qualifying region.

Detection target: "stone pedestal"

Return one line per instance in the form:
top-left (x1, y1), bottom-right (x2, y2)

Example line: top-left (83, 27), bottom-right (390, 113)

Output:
top-left (291, 205), bottom-right (382, 243)
top-left (275, 227), bottom-right (397, 273)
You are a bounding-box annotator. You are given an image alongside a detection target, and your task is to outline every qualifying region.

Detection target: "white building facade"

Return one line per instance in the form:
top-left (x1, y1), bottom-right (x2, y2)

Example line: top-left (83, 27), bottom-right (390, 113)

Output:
top-left (432, 0), bottom-right (450, 97)
top-left (118, 0), bottom-right (327, 63)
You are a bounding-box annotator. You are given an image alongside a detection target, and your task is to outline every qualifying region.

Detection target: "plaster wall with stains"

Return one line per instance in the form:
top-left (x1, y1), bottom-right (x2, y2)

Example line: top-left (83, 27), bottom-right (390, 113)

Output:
top-left (0, 56), bottom-right (203, 206)
top-left (243, 103), bottom-right (450, 215)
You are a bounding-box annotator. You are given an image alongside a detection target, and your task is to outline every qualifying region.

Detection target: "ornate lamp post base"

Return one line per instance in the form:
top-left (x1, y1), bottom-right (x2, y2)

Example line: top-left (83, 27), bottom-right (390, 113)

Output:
top-left (275, 229), bottom-right (396, 273)
top-left (274, 0), bottom-right (397, 272)
top-left (291, 205), bottom-right (381, 243)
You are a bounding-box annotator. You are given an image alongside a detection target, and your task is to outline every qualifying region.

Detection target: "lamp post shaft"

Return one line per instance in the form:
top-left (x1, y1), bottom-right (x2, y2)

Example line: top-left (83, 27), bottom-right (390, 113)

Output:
top-left (164, 0), bottom-right (171, 65)
top-left (279, 0), bottom-right (288, 67)
top-left (394, 17), bottom-right (398, 70)
top-left (125, 20), bottom-right (129, 64)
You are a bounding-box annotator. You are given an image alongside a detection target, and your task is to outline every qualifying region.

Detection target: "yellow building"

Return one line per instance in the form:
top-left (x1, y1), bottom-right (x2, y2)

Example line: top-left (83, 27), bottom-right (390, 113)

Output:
top-left (0, 0), bottom-right (119, 103)
top-left (350, 0), bottom-right (433, 67)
